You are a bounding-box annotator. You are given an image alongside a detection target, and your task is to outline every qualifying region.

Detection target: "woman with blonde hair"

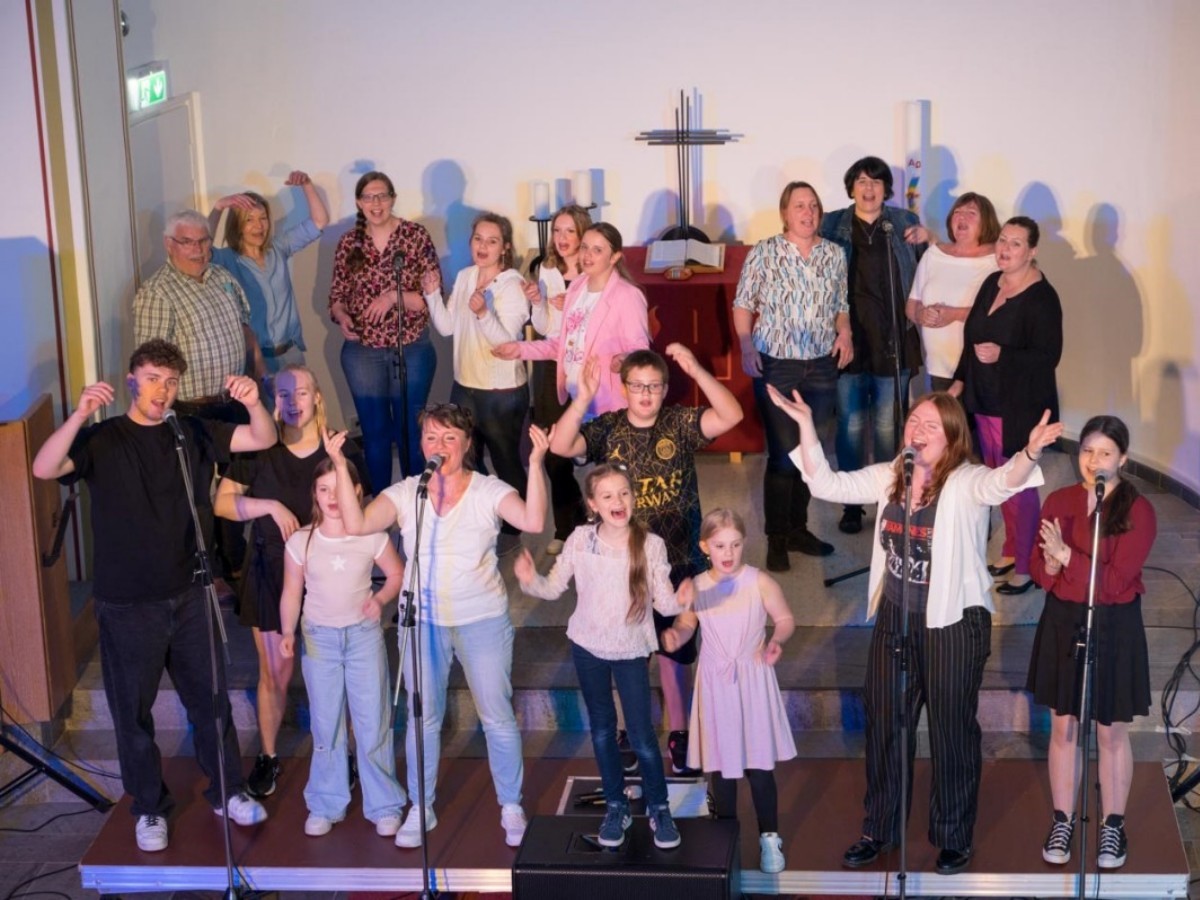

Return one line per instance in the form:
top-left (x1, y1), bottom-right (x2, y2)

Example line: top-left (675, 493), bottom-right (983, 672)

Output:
top-left (215, 365), bottom-right (364, 798)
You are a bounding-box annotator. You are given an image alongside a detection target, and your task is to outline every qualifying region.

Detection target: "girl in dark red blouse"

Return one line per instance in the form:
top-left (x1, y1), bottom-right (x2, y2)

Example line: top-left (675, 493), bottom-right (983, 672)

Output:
top-left (1029, 414), bottom-right (1157, 871)
top-left (329, 170), bottom-right (442, 493)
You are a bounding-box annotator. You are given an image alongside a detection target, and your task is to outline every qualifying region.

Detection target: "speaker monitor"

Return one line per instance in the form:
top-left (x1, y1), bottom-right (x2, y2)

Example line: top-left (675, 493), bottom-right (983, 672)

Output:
top-left (513, 814), bottom-right (739, 900)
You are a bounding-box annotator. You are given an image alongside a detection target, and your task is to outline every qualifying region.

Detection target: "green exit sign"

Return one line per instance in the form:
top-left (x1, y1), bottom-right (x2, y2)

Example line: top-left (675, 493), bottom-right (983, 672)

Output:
top-left (126, 64), bottom-right (168, 112)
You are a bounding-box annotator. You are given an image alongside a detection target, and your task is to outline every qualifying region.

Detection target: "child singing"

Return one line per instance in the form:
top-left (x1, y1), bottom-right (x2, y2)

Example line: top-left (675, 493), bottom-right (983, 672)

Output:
top-left (663, 508), bottom-right (797, 873)
top-left (514, 463), bottom-right (692, 850)
top-left (279, 459), bottom-right (407, 838)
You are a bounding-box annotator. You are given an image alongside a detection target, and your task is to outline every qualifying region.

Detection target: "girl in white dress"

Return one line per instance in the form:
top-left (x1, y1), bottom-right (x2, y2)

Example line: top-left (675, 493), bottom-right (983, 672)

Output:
top-left (663, 508), bottom-right (796, 874)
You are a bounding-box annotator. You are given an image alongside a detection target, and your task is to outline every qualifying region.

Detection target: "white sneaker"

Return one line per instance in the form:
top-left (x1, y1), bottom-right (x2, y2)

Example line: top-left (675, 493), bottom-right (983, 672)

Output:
top-left (305, 813), bottom-right (341, 837)
top-left (376, 814), bottom-right (402, 837)
top-left (759, 832), bottom-right (786, 874)
top-left (501, 803), bottom-right (528, 847)
top-left (395, 806), bottom-right (437, 848)
top-left (215, 791), bottom-right (268, 826)
top-left (135, 814), bottom-right (168, 852)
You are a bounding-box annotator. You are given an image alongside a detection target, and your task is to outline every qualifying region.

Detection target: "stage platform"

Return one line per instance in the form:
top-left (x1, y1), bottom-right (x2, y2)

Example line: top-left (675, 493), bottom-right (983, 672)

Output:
top-left (78, 756), bottom-right (1188, 897)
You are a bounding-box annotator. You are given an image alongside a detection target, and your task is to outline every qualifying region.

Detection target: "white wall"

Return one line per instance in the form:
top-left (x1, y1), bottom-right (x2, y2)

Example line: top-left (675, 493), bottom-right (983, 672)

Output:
top-left (0, 2), bottom-right (63, 424)
top-left (118, 0), bottom-right (1200, 489)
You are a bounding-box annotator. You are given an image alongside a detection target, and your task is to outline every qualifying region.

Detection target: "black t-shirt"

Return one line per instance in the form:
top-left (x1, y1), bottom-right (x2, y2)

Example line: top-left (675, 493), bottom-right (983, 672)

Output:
top-left (846, 216), bottom-right (921, 376)
top-left (581, 405), bottom-right (711, 587)
top-left (63, 414), bottom-right (235, 602)
top-left (880, 498), bottom-right (938, 615)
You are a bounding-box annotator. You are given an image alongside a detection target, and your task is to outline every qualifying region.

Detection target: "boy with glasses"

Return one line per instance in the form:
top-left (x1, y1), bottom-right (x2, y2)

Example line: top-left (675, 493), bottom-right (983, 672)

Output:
top-left (550, 343), bottom-right (742, 774)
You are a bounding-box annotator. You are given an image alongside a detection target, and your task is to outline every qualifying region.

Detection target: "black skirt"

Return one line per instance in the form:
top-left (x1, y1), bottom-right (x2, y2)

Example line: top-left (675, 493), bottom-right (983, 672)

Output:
top-left (237, 537), bottom-right (285, 634)
top-left (1026, 593), bottom-right (1150, 725)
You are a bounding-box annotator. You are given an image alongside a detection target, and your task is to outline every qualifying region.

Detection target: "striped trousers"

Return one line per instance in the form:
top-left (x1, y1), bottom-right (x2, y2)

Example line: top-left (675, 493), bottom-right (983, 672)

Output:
top-left (862, 601), bottom-right (991, 851)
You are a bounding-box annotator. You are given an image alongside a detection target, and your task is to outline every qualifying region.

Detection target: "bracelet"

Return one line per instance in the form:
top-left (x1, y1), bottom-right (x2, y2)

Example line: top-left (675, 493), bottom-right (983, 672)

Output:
top-left (1024, 447), bottom-right (1041, 462)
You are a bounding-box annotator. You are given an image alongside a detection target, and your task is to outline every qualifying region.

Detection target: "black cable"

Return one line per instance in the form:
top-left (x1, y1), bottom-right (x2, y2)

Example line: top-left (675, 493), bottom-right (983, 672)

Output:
top-left (1, 863), bottom-right (75, 900)
top-left (0, 806), bottom-right (99, 833)
top-left (0, 703), bottom-right (120, 781)
top-left (1147, 564), bottom-right (1200, 807)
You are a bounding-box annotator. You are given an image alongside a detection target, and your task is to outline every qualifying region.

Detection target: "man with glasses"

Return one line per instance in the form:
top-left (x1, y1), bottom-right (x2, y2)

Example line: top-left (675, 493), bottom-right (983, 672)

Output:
top-left (551, 343), bottom-right (743, 776)
top-left (134, 209), bottom-right (265, 593)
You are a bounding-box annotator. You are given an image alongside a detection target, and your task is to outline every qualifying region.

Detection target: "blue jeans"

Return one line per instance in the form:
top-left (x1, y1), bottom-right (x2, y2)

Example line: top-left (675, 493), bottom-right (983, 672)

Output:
top-left (450, 382), bottom-right (529, 535)
top-left (95, 586), bottom-right (245, 817)
top-left (301, 618), bottom-right (406, 823)
top-left (340, 333), bottom-right (437, 494)
top-left (403, 612), bottom-right (522, 808)
top-left (571, 642), bottom-right (669, 807)
top-left (752, 354), bottom-right (838, 536)
top-left (836, 370), bottom-right (912, 472)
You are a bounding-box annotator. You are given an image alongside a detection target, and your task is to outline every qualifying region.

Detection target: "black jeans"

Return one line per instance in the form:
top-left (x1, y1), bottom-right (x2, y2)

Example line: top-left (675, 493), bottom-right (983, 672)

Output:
top-left (752, 354), bottom-right (838, 536)
top-left (96, 585), bottom-right (245, 817)
top-left (450, 382), bottom-right (529, 536)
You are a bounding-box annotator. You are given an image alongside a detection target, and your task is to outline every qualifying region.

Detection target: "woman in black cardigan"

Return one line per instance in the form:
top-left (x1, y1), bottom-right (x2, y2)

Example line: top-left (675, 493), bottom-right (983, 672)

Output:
top-left (951, 216), bottom-right (1062, 594)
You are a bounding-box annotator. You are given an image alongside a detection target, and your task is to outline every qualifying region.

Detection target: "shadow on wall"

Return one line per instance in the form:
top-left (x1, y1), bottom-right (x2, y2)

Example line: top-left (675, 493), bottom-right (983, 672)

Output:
top-left (920, 144), bottom-right (960, 243)
top-left (0, 237), bottom-right (62, 422)
top-left (634, 189), bottom-right (737, 246)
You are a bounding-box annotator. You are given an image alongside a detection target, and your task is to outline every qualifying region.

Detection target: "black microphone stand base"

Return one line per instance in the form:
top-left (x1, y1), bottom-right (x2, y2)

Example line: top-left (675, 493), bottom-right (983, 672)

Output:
top-left (0, 729), bottom-right (113, 810)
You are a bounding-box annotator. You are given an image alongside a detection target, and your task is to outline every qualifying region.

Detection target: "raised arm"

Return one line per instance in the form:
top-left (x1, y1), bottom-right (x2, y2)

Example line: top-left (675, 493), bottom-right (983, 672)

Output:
top-left (1005, 409), bottom-right (1063, 490)
top-left (497, 425), bottom-right (549, 533)
top-left (226, 375), bottom-right (277, 452)
top-left (664, 342), bottom-right (743, 439)
top-left (286, 170), bottom-right (329, 231)
top-left (325, 427), bottom-right (397, 535)
top-left (32, 382), bottom-right (114, 479)
top-left (548, 356), bottom-right (599, 458)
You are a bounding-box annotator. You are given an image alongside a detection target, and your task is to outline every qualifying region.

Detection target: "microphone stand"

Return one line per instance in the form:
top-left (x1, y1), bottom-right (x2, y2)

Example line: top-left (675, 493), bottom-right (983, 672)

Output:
top-left (893, 452), bottom-right (915, 900)
top-left (393, 478), bottom-right (436, 898)
top-left (824, 215), bottom-right (907, 589)
top-left (393, 254), bottom-right (411, 479)
top-left (168, 417), bottom-right (242, 900)
top-left (1074, 480), bottom-right (1106, 900)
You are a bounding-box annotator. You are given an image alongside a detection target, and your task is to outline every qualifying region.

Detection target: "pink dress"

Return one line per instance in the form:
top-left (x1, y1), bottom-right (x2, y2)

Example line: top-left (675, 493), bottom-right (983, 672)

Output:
top-left (687, 566), bottom-right (797, 777)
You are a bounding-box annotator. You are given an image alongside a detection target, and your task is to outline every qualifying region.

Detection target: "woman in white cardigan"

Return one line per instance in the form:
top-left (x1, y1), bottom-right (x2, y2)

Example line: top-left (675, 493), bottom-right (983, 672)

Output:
top-left (767, 386), bottom-right (1062, 875)
top-left (421, 212), bottom-right (530, 554)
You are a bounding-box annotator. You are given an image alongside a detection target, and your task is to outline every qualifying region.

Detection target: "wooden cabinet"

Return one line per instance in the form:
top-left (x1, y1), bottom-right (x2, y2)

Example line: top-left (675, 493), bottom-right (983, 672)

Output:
top-left (0, 394), bottom-right (93, 723)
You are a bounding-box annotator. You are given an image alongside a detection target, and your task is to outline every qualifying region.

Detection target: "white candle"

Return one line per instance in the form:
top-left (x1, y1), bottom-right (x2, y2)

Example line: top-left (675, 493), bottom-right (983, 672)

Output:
top-left (532, 181), bottom-right (550, 219)
top-left (573, 170), bottom-right (592, 208)
top-left (904, 100), bottom-right (926, 214)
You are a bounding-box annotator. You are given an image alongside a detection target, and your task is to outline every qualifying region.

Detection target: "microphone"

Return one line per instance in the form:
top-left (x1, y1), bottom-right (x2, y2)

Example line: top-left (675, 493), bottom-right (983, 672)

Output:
top-left (901, 445), bottom-right (916, 480)
top-left (163, 408), bottom-right (185, 442)
top-left (1095, 473), bottom-right (1107, 500)
top-left (881, 220), bottom-right (894, 235)
top-left (417, 454), bottom-right (445, 490)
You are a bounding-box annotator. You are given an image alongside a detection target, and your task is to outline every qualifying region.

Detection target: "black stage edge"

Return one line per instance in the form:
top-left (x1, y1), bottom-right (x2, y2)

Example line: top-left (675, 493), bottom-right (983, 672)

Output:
top-left (79, 757), bottom-right (1189, 896)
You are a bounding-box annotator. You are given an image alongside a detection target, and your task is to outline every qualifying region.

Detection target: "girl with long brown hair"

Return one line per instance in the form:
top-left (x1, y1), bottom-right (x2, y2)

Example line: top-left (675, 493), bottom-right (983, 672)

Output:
top-left (513, 463), bottom-right (693, 851)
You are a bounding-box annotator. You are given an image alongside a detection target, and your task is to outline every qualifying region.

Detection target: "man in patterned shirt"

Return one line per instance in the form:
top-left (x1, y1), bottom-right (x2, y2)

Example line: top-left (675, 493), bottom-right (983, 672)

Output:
top-left (551, 343), bottom-right (743, 775)
top-left (134, 209), bottom-right (264, 586)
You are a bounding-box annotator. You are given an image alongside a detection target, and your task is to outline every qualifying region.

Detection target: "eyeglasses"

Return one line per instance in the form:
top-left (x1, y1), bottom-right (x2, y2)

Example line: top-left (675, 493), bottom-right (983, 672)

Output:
top-left (169, 235), bottom-right (213, 249)
top-left (360, 192), bottom-right (394, 204)
top-left (624, 381), bottom-right (665, 395)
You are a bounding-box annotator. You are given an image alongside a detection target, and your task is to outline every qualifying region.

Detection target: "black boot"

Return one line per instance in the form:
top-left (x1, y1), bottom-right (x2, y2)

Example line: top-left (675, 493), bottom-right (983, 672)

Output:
top-left (766, 535), bottom-right (790, 572)
top-left (668, 730), bottom-right (701, 776)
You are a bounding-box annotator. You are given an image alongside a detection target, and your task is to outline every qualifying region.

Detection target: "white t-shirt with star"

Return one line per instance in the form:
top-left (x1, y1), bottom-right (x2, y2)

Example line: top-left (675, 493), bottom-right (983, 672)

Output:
top-left (285, 527), bottom-right (390, 628)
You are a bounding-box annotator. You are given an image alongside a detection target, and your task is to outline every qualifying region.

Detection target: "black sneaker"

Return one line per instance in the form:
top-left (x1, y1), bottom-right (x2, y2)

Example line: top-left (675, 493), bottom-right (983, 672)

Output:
top-left (348, 753), bottom-right (359, 793)
top-left (246, 753), bottom-right (280, 798)
top-left (766, 535), bottom-right (790, 572)
top-left (1097, 814), bottom-right (1127, 869)
top-left (1042, 809), bottom-right (1074, 864)
top-left (616, 729), bottom-right (638, 774)
top-left (668, 730), bottom-right (701, 776)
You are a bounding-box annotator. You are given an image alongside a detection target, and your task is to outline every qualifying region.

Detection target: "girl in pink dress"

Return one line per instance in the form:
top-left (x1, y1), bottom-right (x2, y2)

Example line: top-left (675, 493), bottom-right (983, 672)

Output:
top-left (664, 508), bottom-right (797, 874)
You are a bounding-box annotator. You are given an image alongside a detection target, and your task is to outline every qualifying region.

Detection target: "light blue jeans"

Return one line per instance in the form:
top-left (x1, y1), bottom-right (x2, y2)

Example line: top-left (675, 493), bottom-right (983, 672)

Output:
top-left (301, 618), bottom-right (406, 823)
top-left (402, 611), bottom-right (522, 808)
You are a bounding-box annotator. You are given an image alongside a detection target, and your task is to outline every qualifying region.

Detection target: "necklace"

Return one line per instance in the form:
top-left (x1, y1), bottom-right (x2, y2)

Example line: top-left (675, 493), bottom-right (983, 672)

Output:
top-left (858, 216), bottom-right (882, 246)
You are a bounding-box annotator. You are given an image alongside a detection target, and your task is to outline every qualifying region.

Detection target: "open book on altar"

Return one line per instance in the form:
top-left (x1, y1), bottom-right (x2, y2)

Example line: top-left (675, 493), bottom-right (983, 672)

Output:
top-left (644, 239), bottom-right (726, 273)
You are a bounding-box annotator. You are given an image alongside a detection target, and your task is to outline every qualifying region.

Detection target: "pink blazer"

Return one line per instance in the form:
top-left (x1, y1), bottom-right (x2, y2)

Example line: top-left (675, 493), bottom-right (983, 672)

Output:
top-left (518, 274), bottom-right (650, 416)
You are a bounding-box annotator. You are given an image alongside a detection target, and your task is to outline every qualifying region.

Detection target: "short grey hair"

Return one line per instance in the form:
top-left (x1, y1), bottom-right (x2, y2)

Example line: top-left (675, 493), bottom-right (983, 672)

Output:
top-left (164, 209), bottom-right (210, 239)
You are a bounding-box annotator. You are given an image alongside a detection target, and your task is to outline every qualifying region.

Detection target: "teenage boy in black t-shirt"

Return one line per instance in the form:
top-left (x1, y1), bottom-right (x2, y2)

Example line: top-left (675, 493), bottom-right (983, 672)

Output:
top-left (551, 343), bottom-right (743, 774)
top-left (33, 340), bottom-right (278, 853)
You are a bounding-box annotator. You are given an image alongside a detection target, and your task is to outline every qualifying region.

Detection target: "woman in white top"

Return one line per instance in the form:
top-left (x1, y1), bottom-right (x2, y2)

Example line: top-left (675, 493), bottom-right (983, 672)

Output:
top-left (421, 213), bottom-right (530, 553)
top-left (906, 193), bottom-right (1001, 392)
top-left (768, 385), bottom-right (1061, 874)
top-left (328, 404), bottom-right (548, 850)
top-left (522, 205), bottom-right (592, 552)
